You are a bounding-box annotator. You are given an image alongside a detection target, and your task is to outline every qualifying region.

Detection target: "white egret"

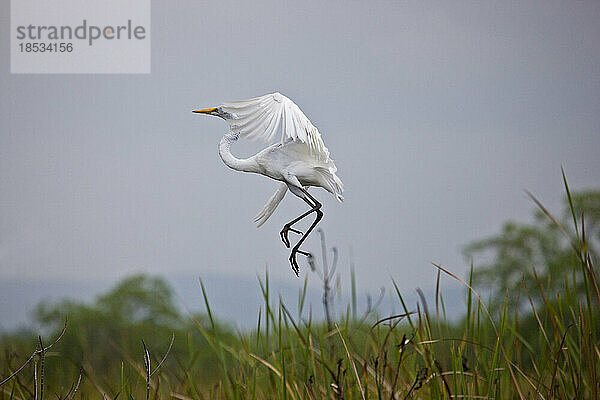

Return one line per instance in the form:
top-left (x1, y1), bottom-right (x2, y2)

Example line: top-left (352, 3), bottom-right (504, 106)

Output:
top-left (193, 92), bottom-right (344, 275)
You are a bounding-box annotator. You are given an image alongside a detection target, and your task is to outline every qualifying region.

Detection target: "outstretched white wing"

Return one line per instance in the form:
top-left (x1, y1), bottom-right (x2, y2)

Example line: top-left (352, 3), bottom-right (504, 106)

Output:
top-left (220, 92), bottom-right (330, 161)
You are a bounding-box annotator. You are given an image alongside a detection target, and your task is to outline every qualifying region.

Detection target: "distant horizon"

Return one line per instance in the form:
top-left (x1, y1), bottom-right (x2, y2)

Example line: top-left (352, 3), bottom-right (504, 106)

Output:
top-left (0, 266), bottom-right (468, 333)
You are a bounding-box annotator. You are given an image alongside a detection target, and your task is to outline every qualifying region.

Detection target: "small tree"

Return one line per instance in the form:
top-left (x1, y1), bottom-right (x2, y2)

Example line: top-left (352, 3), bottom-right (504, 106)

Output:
top-left (463, 189), bottom-right (600, 310)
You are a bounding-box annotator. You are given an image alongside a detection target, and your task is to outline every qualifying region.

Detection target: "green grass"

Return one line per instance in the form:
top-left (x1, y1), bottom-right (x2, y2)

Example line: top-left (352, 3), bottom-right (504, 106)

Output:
top-left (1, 179), bottom-right (599, 399)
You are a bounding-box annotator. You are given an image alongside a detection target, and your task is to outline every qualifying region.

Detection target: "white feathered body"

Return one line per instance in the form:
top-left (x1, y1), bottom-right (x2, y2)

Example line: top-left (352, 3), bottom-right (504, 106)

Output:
top-left (210, 92), bottom-right (344, 227)
top-left (254, 141), bottom-right (343, 199)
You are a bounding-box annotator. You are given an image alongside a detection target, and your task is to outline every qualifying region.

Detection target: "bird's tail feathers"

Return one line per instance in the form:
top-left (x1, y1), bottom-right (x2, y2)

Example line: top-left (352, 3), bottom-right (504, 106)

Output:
top-left (315, 166), bottom-right (344, 202)
top-left (254, 183), bottom-right (288, 227)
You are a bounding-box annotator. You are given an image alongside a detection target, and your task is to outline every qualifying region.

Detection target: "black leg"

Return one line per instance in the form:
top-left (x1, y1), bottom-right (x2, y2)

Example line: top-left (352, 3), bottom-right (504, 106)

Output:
top-left (279, 190), bottom-right (321, 248)
top-left (288, 190), bottom-right (323, 276)
top-left (280, 207), bottom-right (312, 247)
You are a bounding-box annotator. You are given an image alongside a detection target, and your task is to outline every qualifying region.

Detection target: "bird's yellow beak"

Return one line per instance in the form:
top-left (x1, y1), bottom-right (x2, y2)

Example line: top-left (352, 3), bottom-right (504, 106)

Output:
top-left (192, 107), bottom-right (218, 114)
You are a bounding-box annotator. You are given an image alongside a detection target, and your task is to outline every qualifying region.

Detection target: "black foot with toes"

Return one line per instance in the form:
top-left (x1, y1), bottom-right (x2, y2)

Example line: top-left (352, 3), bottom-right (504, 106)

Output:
top-left (288, 248), bottom-right (312, 277)
top-left (280, 224), bottom-right (303, 248)
top-left (289, 251), bottom-right (300, 277)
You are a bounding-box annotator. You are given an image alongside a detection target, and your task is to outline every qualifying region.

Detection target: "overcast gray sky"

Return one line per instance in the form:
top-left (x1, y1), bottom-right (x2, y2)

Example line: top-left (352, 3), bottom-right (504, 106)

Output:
top-left (1, 1), bottom-right (599, 322)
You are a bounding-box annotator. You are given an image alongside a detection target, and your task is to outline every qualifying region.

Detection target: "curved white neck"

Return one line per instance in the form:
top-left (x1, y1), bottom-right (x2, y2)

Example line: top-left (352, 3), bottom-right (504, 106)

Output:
top-left (219, 132), bottom-right (259, 173)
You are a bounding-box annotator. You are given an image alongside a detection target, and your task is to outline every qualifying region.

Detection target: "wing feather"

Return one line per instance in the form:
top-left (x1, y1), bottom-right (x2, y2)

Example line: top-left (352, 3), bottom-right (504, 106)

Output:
top-left (283, 102), bottom-right (294, 143)
top-left (241, 109), bottom-right (270, 140)
top-left (262, 107), bottom-right (280, 142)
top-left (253, 183), bottom-right (288, 227)
top-left (219, 92), bottom-right (331, 161)
top-left (263, 109), bottom-right (281, 143)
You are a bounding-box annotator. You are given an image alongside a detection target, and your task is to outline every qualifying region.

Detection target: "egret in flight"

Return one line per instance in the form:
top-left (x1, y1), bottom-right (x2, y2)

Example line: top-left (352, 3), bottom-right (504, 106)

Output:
top-left (193, 92), bottom-right (344, 275)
